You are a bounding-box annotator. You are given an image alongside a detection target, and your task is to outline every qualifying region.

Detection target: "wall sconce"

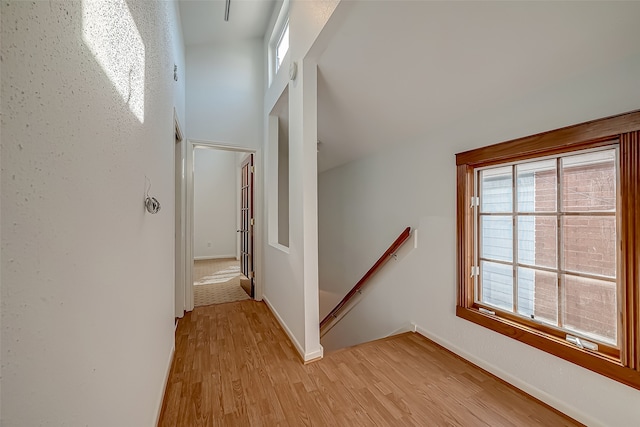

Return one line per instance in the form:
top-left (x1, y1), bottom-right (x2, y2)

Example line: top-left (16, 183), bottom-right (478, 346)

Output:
top-left (289, 61), bottom-right (298, 81)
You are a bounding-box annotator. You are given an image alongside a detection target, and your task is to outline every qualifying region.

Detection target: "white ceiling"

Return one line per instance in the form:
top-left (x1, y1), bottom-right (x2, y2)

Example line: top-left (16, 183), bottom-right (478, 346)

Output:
top-left (177, 1), bottom-right (640, 173)
top-left (179, 0), bottom-right (276, 45)
top-left (316, 1), bottom-right (640, 172)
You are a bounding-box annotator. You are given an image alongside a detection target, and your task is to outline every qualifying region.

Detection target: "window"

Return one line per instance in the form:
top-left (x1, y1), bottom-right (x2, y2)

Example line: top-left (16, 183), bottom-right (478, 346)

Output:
top-left (268, 0), bottom-right (290, 84)
top-left (275, 22), bottom-right (289, 73)
top-left (456, 110), bottom-right (640, 390)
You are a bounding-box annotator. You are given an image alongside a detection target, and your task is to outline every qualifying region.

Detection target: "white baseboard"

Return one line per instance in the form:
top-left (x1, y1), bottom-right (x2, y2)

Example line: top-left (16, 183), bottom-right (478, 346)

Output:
top-left (155, 343), bottom-right (175, 427)
top-left (386, 322), bottom-right (415, 337)
top-left (410, 322), bottom-right (597, 427)
top-left (263, 295), bottom-right (323, 362)
top-left (305, 346), bottom-right (324, 362)
top-left (193, 254), bottom-right (237, 261)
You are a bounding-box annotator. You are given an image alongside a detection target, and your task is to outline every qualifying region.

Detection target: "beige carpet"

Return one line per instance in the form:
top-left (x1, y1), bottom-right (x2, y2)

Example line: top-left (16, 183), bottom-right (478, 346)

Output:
top-left (193, 258), bottom-right (250, 307)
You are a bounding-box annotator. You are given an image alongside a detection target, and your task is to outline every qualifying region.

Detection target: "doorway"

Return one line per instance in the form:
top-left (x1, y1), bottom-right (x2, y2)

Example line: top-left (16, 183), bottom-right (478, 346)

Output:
top-left (190, 145), bottom-right (256, 307)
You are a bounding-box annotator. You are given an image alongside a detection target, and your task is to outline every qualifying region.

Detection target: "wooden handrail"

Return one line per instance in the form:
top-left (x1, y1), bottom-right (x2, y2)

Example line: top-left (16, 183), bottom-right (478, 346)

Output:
top-left (320, 227), bottom-right (412, 329)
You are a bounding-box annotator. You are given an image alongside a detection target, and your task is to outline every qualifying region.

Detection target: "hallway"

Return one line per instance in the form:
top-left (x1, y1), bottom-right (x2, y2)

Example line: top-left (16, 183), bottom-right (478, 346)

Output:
top-left (158, 301), bottom-right (580, 426)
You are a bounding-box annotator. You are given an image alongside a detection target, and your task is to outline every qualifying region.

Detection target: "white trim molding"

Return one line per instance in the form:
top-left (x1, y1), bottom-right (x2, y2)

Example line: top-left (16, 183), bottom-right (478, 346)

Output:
top-left (193, 255), bottom-right (237, 261)
top-left (410, 322), bottom-right (596, 427)
top-left (186, 139), bottom-right (263, 308)
top-left (263, 295), bottom-right (323, 363)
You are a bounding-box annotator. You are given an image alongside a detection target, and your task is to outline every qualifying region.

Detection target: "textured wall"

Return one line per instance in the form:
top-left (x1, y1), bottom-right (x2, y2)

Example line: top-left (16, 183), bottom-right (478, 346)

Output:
top-left (1, 1), bottom-right (185, 425)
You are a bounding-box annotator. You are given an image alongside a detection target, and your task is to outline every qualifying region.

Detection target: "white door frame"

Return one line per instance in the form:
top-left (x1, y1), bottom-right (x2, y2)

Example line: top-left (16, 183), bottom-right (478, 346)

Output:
top-left (174, 110), bottom-right (187, 318)
top-left (186, 139), bottom-right (263, 310)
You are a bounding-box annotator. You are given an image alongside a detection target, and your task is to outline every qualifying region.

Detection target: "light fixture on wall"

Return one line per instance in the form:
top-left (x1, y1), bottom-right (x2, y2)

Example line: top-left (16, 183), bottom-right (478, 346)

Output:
top-left (224, 0), bottom-right (230, 21)
top-left (144, 176), bottom-right (161, 214)
top-left (289, 61), bottom-right (297, 81)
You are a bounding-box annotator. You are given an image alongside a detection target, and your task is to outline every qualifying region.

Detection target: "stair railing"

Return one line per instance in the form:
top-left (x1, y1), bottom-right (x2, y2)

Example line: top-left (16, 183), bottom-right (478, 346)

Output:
top-left (320, 227), bottom-right (412, 335)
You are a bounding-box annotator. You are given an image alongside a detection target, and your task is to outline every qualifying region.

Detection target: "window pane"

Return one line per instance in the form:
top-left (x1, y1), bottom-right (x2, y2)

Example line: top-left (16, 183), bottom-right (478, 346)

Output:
top-left (563, 216), bottom-right (616, 278)
top-left (561, 150), bottom-right (616, 212)
top-left (518, 216), bottom-right (556, 268)
top-left (480, 261), bottom-right (513, 311)
top-left (563, 275), bottom-right (617, 345)
top-left (480, 166), bottom-right (512, 212)
top-left (517, 159), bottom-right (556, 212)
top-left (481, 216), bottom-right (512, 262)
top-left (518, 267), bottom-right (557, 325)
top-left (276, 23), bottom-right (289, 71)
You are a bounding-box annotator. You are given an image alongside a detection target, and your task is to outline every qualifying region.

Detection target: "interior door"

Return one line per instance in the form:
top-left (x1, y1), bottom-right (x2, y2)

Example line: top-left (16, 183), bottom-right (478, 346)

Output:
top-left (240, 154), bottom-right (255, 297)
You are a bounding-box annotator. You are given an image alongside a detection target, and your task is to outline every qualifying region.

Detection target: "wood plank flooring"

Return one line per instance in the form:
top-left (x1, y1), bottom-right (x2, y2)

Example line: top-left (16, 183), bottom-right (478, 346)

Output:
top-left (158, 300), bottom-right (581, 426)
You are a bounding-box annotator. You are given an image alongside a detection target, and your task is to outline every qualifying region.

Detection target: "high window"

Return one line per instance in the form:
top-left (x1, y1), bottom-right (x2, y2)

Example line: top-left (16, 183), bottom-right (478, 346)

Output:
top-left (275, 22), bottom-right (289, 73)
top-left (456, 111), bottom-right (640, 390)
top-left (268, 0), bottom-right (290, 85)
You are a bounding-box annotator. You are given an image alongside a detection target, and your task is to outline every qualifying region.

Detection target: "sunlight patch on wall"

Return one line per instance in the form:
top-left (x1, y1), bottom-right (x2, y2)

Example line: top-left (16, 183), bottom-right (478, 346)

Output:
top-left (82, 0), bottom-right (145, 123)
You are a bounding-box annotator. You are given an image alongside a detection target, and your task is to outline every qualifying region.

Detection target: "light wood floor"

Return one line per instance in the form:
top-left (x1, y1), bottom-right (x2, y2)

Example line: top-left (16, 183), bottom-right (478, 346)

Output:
top-left (159, 300), bottom-right (581, 426)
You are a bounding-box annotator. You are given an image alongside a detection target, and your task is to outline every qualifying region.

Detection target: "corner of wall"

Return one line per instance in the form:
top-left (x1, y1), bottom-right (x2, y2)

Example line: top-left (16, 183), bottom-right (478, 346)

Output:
top-left (263, 295), bottom-right (322, 362)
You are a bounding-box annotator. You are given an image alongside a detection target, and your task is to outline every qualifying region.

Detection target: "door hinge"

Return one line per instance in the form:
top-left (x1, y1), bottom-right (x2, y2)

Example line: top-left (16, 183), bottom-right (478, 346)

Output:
top-left (470, 196), bottom-right (479, 208)
top-left (250, 218), bottom-right (255, 226)
top-left (251, 166), bottom-right (255, 173)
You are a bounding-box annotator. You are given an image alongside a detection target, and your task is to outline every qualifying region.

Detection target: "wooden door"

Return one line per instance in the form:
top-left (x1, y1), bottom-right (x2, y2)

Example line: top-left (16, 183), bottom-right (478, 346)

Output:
top-left (240, 154), bottom-right (254, 297)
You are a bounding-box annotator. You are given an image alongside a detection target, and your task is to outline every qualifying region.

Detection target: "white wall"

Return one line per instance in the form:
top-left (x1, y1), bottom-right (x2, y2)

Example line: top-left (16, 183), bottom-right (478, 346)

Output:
top-left (193, 148), bottom-right (237, 259)
top-left (261, 0), bottom-right (339, 361)
top-left (1, 1), bottom-right (185, 425)
top-left (186, 40), bottom-right (263, 149)
top-left (318, 54), bottom-right (640, 426)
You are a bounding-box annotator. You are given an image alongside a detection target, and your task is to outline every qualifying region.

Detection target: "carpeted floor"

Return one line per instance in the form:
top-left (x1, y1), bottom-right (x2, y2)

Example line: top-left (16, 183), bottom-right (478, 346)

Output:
top-left (193, 258), bottom-right (250, 307)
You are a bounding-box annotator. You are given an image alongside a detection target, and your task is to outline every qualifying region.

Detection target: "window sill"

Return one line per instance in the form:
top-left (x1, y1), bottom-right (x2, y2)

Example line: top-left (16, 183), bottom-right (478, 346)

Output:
top-left (456, 305), bottom-right (640, 391)
top-left (268, 241), bottom-right (290, 254)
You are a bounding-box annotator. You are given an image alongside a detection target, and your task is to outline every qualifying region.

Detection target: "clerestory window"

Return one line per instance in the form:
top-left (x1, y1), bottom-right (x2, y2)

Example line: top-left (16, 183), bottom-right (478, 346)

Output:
top-left (268, 0), bottom-right (290, 85)
top-left (275, 22), bottom-right (289, 73)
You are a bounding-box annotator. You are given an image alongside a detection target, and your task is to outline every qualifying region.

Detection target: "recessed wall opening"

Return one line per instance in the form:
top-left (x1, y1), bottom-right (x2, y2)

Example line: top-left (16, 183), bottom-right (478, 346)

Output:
top-left (268, 85), bottom-right (290, 249)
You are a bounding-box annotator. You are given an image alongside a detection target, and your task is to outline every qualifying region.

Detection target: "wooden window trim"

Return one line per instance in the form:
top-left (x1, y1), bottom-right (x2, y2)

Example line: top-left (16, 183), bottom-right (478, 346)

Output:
top-left (456, 110), bottom-right (640, 391)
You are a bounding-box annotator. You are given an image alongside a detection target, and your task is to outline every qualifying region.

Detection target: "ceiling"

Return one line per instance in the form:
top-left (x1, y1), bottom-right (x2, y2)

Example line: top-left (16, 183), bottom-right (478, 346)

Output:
top-left (178, 0), bottom-right (276, 45)
top-left (177, 1), bottom-right (640, 173)
top-left (316, 1), bottom-right (640, 172)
